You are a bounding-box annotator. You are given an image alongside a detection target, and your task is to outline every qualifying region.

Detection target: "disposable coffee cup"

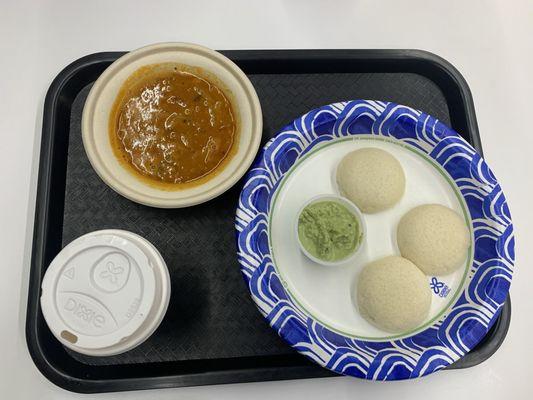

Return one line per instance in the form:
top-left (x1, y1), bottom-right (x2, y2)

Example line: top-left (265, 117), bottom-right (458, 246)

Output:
top-left (40, 229), bottom-right (170, 356)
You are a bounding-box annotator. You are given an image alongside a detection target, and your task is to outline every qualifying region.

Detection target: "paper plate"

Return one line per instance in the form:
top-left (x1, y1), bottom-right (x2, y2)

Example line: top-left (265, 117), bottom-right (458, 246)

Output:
top-left (236, 100), bottom-right (514, 380)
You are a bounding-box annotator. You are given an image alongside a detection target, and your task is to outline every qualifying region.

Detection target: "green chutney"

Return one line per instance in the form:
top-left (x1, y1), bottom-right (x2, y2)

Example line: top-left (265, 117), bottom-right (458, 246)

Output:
top-left (297, 200), bottom-right (362, 262)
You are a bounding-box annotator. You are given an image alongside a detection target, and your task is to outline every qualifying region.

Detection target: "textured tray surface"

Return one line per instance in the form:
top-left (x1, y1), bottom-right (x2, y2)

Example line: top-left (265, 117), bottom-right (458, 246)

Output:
top-left (63, 72), bottom-right (449, 366)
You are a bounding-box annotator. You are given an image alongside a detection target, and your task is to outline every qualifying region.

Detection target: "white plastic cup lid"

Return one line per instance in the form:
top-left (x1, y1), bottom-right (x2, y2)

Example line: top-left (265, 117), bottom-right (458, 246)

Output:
top-left (40, 229), bottom-right (171, 356)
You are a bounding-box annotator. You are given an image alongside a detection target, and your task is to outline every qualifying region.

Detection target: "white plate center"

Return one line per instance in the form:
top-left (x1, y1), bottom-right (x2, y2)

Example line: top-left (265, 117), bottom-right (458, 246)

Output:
top-left (269, 136), bottom-right (472, 339)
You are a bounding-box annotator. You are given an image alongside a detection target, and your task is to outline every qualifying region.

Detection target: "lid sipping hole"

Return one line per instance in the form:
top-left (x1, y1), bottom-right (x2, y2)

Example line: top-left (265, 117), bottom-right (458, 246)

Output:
top-left (60, 330), bottom-right (78, 344)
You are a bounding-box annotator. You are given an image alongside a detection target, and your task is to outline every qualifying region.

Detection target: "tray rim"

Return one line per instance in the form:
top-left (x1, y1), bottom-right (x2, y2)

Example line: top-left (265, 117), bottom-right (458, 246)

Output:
top-left (25, 48), bottom-right (510, 393)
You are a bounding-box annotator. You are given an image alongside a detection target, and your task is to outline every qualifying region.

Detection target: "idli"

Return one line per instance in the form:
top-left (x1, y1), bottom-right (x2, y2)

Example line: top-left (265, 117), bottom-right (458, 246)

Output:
top-left (397, 204), bottom-right (470, 276)
top-left (357, 256), bottom-right (431, 333)
top-left (336, 148), bottom-right (405, 213)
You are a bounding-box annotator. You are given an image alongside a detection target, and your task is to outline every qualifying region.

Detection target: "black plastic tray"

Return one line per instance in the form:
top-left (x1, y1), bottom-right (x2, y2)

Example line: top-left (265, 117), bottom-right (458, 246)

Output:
top-left (26, 49), bottom-right (511, 393)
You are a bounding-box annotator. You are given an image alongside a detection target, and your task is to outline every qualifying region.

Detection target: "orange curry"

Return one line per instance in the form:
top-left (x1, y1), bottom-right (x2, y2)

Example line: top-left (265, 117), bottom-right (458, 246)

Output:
top-left (109, 64), bottom-right (237, 187)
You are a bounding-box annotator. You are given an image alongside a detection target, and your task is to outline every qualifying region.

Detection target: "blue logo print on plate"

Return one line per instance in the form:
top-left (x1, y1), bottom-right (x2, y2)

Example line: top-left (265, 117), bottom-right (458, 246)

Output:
top-left (430, 277), bottom-right (444, 294)
top-left (430, 277), bottom-right (451, 298)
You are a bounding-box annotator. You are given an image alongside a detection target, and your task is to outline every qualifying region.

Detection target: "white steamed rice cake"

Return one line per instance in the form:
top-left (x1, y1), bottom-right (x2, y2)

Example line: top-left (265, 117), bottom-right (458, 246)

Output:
top-left (397, 204), bottom-right (470, 276)
top-left (336, 148), bottom-right (405, 213)
top-left (357, 256), bottom-right (431, 333)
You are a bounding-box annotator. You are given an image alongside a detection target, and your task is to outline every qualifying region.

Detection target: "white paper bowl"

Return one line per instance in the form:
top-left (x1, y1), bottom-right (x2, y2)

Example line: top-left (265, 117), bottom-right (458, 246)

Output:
top-left (82, 42), bottom-right (262, 208)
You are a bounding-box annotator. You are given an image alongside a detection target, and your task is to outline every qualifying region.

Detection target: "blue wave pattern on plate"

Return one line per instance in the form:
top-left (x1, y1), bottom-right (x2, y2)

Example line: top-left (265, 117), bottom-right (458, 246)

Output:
top-left (235, 100), bottom-right (514, 380)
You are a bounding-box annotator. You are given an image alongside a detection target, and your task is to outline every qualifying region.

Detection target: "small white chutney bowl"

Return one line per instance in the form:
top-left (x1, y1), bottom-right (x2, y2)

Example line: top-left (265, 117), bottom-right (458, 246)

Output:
top-left (295, 194), bottom-right (366, 267)
top-left (82, 42), bottom-right (262, 208)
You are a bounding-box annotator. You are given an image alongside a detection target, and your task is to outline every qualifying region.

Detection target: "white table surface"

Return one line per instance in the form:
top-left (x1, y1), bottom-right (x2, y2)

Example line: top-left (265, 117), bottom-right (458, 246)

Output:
top-left (1, 0), bottom-right (532, 399)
